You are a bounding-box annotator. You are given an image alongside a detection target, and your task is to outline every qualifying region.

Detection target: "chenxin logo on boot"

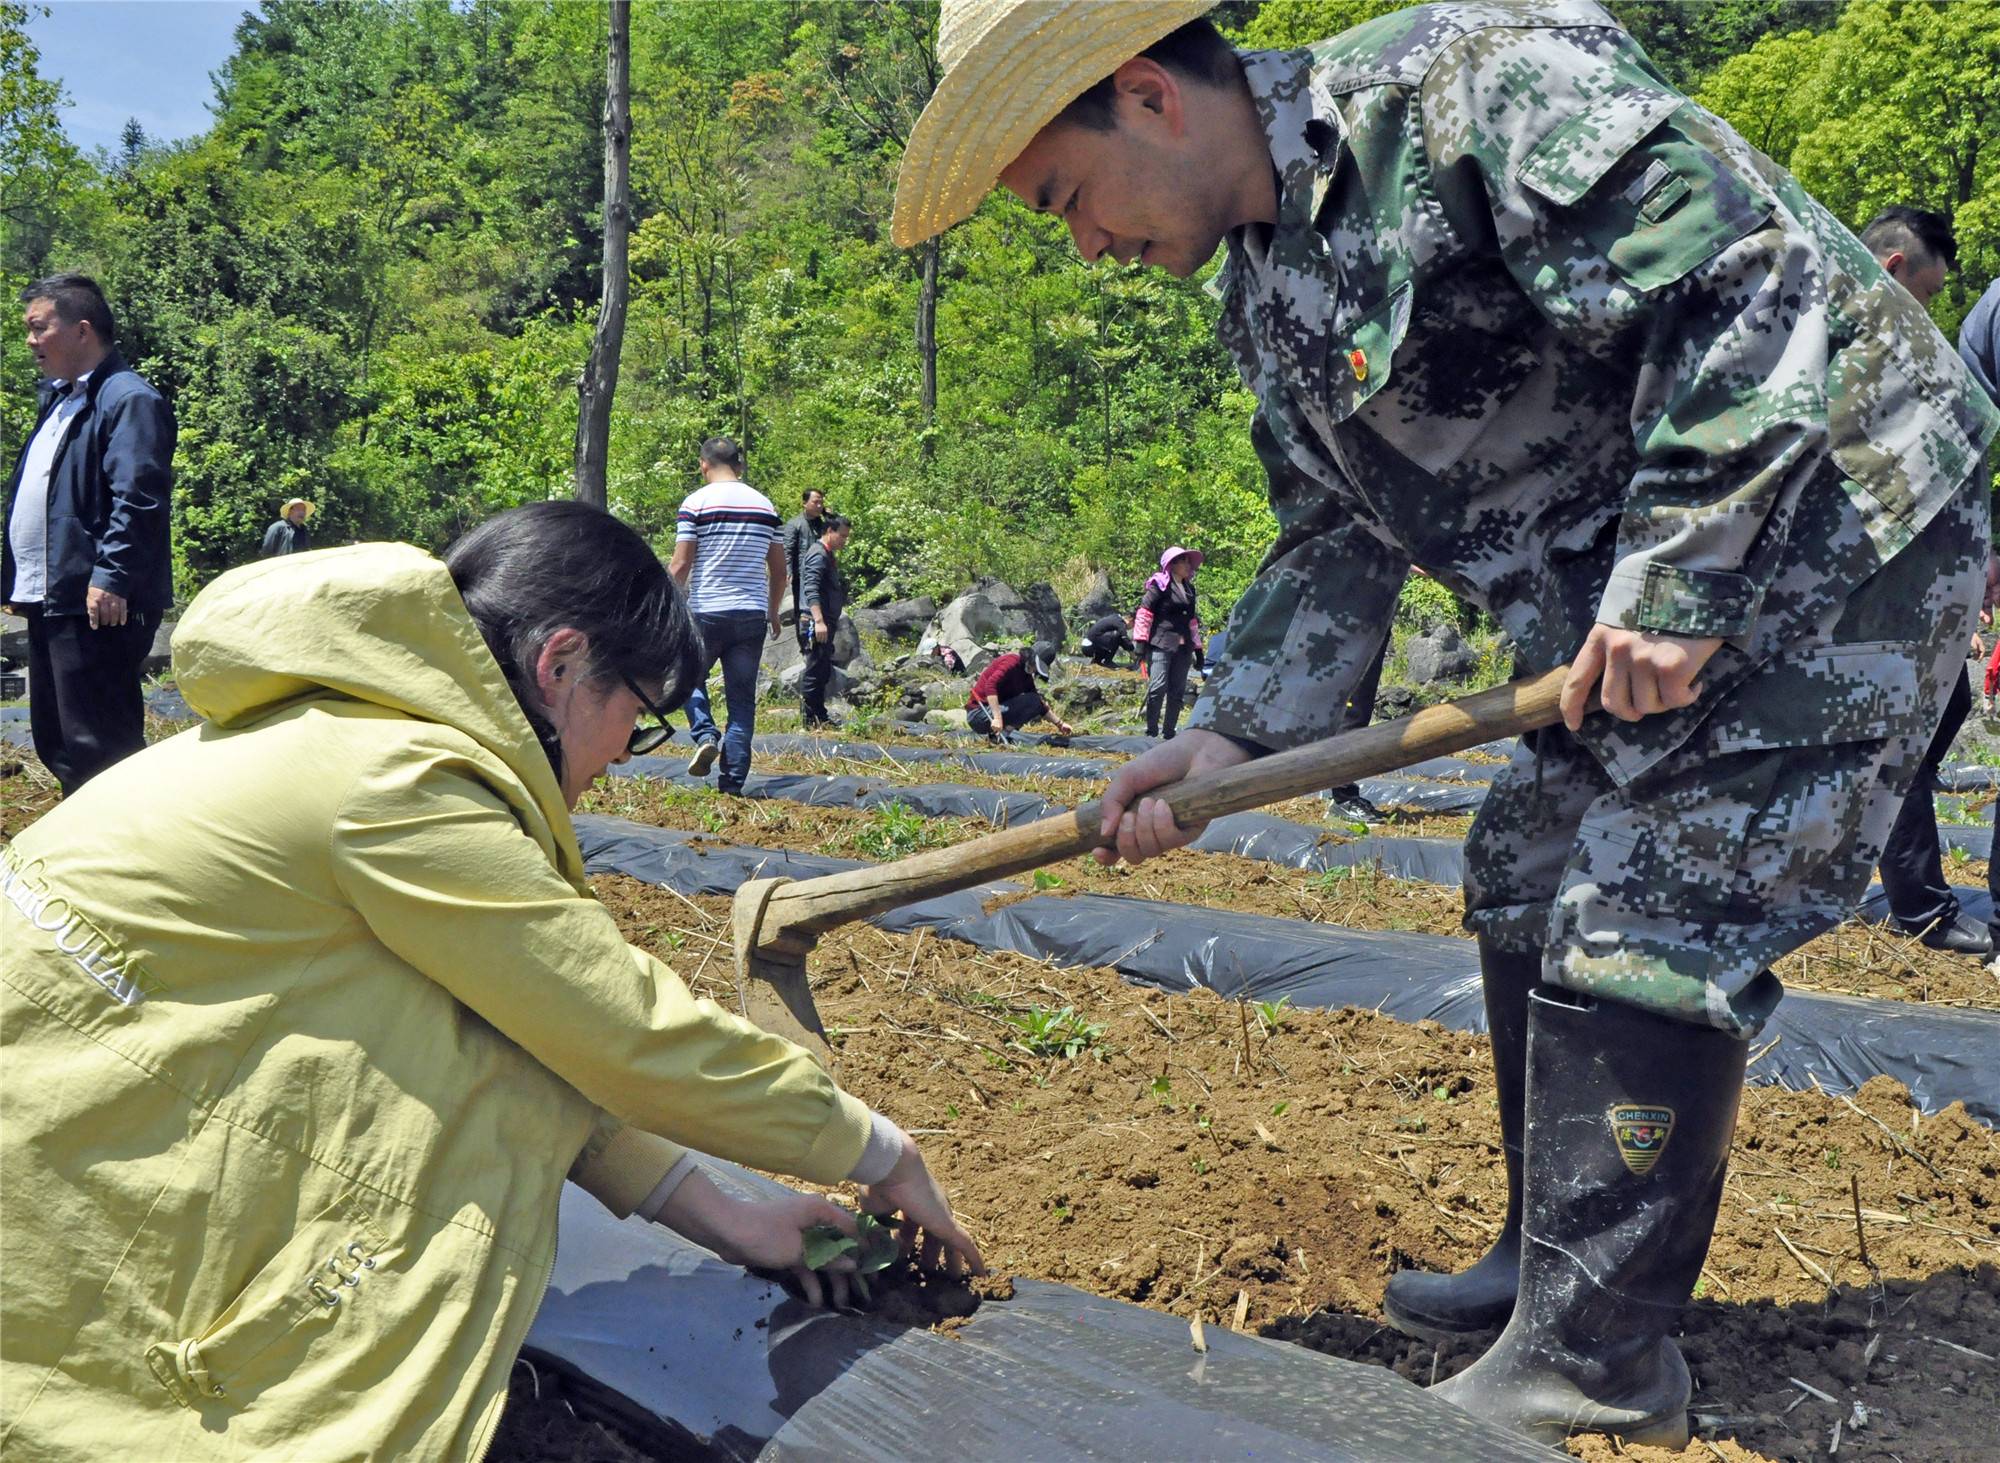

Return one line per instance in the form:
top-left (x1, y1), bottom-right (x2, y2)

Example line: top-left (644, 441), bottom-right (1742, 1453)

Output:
top-left (1608, 1105), bottom-right (1675, 1175)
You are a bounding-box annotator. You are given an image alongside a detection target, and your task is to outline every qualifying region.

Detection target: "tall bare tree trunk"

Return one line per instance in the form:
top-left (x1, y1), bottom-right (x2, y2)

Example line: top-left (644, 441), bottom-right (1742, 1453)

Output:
top-left (916, 235), bottom-right (939, 460)
top-left (574, 0), bottom-right (631, 507)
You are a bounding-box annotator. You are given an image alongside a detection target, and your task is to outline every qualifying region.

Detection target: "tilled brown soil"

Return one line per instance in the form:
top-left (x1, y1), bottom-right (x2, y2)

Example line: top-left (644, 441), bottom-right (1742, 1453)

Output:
top-left (580, 778), bottom-right (2000, 1011)
top-left (591, 877), bottom-right (2000, 1463)
top-left (591, 877), bottom-right (1999, 1463)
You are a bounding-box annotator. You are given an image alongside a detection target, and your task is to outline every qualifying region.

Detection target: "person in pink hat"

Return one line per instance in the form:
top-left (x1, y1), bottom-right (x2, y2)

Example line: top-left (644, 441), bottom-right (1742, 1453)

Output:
top-left (1133, 546), bottom-right (1205, 739)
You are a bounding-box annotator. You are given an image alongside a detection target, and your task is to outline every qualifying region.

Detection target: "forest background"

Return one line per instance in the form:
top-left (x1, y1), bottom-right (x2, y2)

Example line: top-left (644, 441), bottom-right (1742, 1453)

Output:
top-left (4, 0), bottom-right (1996, 620)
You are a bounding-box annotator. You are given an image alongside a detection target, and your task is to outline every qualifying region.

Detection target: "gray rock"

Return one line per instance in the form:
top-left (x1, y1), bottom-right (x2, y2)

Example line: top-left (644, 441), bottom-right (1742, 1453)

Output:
top-left (1374, 685), bottom-right (1418, 722)
top-left (143, 619), bottom-right (175, 678)
top-left (1, 612), bottom-right (25, 664)
top-left (777, 659), bottom-right (848, 699)
top-left (763, 626), bottom-right (805, 682)
top-left (849, 596), bottom-right (936, 645)
top-left (1069, 568), bottom-right (1121, 624)
top-left (917, 578), bottom-right (1066, 672)
top-left (1055, 676), bottom-right (1113, 714)
top-left (1403, 625), bottom-right (1478, 685)
top-left (919, 677), bottom-right (970, 711)
top-left (832, 617), bottom-right (862, 667)
top-left (1017, 582), bottom-right (1066, 645)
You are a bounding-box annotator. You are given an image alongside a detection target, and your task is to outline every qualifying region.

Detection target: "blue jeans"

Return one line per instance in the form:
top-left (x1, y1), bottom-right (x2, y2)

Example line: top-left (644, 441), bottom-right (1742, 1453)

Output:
top-left (683, 610), bottom-right (768, 793)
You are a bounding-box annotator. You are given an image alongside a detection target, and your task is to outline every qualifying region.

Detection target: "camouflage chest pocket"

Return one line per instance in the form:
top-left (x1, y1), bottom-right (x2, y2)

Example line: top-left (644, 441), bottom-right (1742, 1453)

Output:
top-left (1516, 87), bottom-right (1773, 294)
top-left (1299, 283), bottom-right (1412, 447)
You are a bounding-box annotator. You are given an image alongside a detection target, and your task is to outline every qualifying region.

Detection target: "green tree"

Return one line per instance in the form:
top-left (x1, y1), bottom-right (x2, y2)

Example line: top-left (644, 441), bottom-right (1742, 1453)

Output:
top-left (1700, 0), bottom-right (2000, 339)
top-left (1, 2), bottom-right (90, 443)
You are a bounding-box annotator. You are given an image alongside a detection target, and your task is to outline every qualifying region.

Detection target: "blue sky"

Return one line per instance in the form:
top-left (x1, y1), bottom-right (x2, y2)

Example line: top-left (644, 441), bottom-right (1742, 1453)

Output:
top-left (28, 1), bottom-right (250, 157)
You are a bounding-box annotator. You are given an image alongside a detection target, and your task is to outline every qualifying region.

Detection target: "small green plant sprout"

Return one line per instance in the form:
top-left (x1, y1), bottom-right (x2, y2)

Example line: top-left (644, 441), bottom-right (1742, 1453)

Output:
top-left (854, 800), bottom-right (938, 859)
top-left (698, 804), bottom-right (728, 835)
top-left (1270, 1101), bottom-right (1289, 1117)
top-left (1433, 1085), bottom-right (1451, 1102)
top-left (1822, 1146), bottom-right (1843, 1171)
top-left (1309, 866), bottom-right (1356, 891)
top-left (1254, 996), bottom-right (1293, 1034)
top-left (801, 1213), bottom-right (900, 1302)
top-left (1150, 1072), bottom-right (1173, 1097)
top-left (1032, 869), bottom-right (1065, 891)
top-left (1004, 1004), bottom-right (1105, 1060)
top-left (945, 1103), bottom-right (960, 1120)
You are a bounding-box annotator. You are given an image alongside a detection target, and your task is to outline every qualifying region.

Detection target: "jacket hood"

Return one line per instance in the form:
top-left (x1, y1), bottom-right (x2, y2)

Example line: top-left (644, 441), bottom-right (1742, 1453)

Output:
top-left (173, 542), bottom-right (573, 852)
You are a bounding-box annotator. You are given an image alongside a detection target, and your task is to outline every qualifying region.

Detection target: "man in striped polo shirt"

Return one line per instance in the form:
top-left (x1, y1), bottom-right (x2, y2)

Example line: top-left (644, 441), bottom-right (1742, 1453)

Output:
top-left (669, 436), bottom-right (784, 795)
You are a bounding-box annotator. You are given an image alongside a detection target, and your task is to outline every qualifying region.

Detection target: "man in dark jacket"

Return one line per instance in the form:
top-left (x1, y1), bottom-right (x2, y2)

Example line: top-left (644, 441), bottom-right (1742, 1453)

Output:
top-left (796, 513), bottom-right (849, 729)
top-left (782, 488), bottom-right (827, 624)
top-left (1079, 611), bottom-right (1135, 668)
top-left (3, 274), bottom-right (174, 793)
top-left (260, 498), bottom-right (314, 557)
top-left (1854, 210), bottom-right (1990, 954)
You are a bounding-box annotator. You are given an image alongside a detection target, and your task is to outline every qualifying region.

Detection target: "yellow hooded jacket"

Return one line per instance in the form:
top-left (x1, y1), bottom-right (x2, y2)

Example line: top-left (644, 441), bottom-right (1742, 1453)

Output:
top-left (0, 544), bottom-right (871, 1459)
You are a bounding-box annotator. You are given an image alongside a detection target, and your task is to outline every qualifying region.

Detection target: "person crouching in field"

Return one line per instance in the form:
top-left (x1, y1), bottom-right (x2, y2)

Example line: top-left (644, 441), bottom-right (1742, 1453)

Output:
top-left (0, 502), bottom-right (979, 1460)
top-left (966, 639), bottom-right (1073, 741)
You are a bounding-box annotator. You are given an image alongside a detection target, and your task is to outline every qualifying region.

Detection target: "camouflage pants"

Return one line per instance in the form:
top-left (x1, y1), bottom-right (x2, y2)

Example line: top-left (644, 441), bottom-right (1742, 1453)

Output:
top-left (1465, 487), bottom-right (1987, 1035)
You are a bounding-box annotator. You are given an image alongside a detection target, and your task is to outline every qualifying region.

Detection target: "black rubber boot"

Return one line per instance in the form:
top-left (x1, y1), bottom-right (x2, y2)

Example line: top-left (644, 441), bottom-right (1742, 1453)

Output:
top-left (1381, 939), bottom-right (1538, 1340)
top-left (1430, 988), bottom-right (1748, 1448)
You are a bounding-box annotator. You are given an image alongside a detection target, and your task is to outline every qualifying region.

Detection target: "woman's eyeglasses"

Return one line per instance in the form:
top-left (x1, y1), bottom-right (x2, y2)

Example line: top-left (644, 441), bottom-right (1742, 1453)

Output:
top-left (623, 673), bottom-right (675, 756)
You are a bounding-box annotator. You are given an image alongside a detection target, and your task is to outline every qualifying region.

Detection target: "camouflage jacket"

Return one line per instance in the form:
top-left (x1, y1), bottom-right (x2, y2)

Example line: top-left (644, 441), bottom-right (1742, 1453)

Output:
top-left (1191, 1), bottom-right (1998, 784)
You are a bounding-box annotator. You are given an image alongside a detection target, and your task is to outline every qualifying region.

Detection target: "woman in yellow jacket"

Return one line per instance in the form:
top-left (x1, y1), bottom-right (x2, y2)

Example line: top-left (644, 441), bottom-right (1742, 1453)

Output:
top-left (0, 502), bottom-right (980, 1460)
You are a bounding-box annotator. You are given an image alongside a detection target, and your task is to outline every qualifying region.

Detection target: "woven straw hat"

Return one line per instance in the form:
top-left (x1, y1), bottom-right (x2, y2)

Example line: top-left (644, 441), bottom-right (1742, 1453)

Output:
top-left (892, 0), bottom-right (1219, 248)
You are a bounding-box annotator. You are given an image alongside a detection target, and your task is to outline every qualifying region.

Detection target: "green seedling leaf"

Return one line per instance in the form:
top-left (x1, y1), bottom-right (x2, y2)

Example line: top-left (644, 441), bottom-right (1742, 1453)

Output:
top-left (801, 1225), bottom-right (857, 1270)
top-left (1032, 870), bottom-right (1064, 891)
top-left (801, 1213), bottom-right (900, 1276)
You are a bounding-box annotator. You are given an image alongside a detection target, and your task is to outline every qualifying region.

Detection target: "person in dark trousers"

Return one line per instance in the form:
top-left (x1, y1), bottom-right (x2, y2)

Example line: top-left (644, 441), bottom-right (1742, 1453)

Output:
top-left (782, 488), bottom-right (827, 625)
top-left (259, 497), bottom-right (314, 557)
top-left (966, 640), bottom-right (1072, 741)
top-left (1133, 546), bottom-right (1203, 739)
top-left (1961, 278), bottom-right (2000, 965)
top-left (1859, 211), bottom-right (1989, 953)
top-left (1324, 628), bottom-right (1389, 824)
top-left (1079, 611), bottom-right (1135, 668)
top-left (671, 436), bottom-right (785, 794)
top-left (797, 514), bottom-right (850, 729)
top-left (2, 273), bottom-right (174, 795)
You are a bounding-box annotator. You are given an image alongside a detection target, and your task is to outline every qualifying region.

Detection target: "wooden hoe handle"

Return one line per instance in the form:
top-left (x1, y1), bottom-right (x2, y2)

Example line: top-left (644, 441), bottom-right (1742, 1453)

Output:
top-left (751, 665), bottom-right (1573, 950)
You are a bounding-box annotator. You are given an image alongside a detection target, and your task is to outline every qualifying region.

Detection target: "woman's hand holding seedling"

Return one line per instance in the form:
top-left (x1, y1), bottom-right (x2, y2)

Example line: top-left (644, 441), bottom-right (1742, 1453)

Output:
top-left (655, 1169), bottom-right (864, 1308)
top-left (862, 1135), bottom-right (985, 1277)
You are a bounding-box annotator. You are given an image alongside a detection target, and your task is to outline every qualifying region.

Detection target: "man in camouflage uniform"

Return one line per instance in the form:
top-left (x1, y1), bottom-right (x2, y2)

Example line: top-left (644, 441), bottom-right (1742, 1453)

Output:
top-left (894, 0), bottom-right (1997, 1447)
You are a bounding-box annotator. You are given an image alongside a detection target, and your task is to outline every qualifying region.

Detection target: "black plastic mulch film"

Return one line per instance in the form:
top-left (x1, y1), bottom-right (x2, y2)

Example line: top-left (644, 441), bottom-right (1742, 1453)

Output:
top-left (574, 815), bottom-right (1999, 1129)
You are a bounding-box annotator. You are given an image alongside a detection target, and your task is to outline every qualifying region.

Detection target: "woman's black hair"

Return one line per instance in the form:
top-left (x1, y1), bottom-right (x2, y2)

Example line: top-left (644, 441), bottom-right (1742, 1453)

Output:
top-left (445, 501), bottom-right (705, 778)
